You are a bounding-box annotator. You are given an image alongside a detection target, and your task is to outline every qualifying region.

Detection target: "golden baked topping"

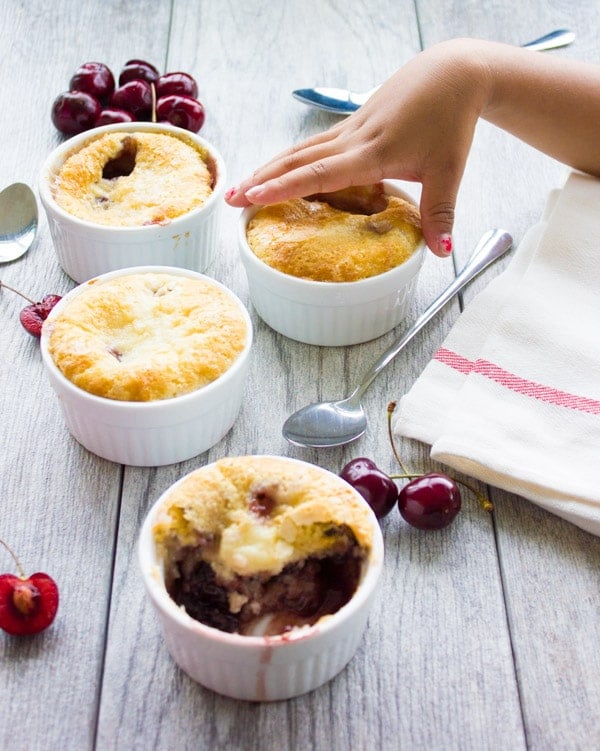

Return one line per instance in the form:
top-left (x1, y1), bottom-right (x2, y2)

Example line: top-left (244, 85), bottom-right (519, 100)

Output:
top-left (53, 131), bottom-right (213, 226)
top-left (153, 456), bottom-right (373, 635)
top-left (246, 184), bottom-right (422, 282)
top-left (47, 272), bottom-right (248, 401)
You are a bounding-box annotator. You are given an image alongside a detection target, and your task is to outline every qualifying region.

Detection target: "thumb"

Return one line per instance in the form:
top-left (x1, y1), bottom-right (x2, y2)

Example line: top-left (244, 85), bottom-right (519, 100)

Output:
top-left (419, 175), bottom-right (460, 257)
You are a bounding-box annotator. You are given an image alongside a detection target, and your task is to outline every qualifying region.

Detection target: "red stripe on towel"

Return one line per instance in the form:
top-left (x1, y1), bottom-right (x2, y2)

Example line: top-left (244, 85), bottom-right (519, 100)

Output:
top-left (433, 347), bottom-right (600, 415)
top-left (433, 347), bottom-right (474, 374)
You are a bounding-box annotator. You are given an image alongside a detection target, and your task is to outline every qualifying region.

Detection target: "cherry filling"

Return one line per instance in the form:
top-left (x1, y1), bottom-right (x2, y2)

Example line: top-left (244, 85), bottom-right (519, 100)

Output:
top-left (167, 543), bottom-right (364, 636)
top-left (305, 184), bottom-right (389, 215)
top-left (101, 136), bottom-right (138, 180)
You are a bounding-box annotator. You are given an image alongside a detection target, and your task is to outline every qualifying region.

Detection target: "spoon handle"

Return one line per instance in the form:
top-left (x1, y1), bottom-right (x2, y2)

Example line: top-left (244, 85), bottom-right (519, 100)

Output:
top-left (351, 228), bottom-right (513, 401)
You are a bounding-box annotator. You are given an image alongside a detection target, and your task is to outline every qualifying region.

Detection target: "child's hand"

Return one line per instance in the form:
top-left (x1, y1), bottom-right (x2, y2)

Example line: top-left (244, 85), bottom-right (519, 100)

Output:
top-left (228, 38), bottom-right (600, 257)
top-left (226, 41), bottom-right (489, 257)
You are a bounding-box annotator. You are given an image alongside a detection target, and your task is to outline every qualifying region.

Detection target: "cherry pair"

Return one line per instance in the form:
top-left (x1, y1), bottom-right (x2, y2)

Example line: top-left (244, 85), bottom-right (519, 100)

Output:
top-left (339, 403), bottom-right (492, 530)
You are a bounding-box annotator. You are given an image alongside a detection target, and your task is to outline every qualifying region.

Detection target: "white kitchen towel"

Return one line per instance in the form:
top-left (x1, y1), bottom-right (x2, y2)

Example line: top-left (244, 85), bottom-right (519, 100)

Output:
top-left (394, 171), bottom-right (600, 536)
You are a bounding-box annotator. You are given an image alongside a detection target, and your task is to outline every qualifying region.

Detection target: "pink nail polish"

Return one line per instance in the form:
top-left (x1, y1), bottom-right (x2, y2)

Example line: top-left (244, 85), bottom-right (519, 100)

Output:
top-left (439, 234), bottom-right (453, 254)
top-left (224, 187), bottom-right (237, 200)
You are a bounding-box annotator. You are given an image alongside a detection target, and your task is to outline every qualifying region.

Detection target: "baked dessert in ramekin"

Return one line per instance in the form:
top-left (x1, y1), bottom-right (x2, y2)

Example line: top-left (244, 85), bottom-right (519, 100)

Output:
top-left (238, 181), bottom-right (426, 346)
top-left (40, 266), bottom-right (252, 466)
top-left (52, 130), bottom-right (213, 227)
top-left (39, 122), bottom-right (225, 283)
top-left (246, 183), bottom-right (422, 282)
top-left (138, 455), bottom-right (384, 700)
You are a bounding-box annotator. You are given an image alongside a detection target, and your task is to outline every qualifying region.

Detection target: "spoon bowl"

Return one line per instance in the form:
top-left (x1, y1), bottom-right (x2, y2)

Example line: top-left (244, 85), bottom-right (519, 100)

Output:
top-left (283, 229), bottom-right (513, 448)
top-left (0, 183), bottom-right (38, 263)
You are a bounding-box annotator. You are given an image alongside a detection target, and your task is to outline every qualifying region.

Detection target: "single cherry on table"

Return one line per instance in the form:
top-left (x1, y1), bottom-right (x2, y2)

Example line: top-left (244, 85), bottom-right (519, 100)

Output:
top-left (339, 457), bottom-right (398, 519)
top-left (1, 280), bottom-right (61, 337)
top-left (0, 538), bottom-right (59, 636)
top-left (398, 473), bottom-right (462, 530)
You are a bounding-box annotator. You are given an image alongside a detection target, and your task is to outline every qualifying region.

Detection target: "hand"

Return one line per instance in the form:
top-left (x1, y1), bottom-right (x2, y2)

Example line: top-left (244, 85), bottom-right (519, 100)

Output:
top-left (226, 40), bottom-right (490, 257)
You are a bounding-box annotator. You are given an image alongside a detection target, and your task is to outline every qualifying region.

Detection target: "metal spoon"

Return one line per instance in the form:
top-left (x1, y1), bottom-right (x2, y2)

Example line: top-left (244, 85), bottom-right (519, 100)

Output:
top-left (293, 29), bottom-right (575, 114)
top-left (0, 183), bottom-right (38, 263)
top-left (282, 228), bottom-right (513, 448)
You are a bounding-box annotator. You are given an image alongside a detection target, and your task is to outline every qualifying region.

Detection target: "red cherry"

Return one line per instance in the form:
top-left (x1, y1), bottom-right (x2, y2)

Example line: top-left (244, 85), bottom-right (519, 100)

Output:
top-left (398, 473), bottom-right (461, 530)
top-left (69, 62), bottom-right (115, 104)
top-left (19, 295), bottom-right (63, 337)
top-left (1, 281), bottom-right (61, 338)
top-left (110, 80), bottom-right (153, 119)
top-left (95, 107), bottom-right (136, 127)
top-left (51, 91), bottom-right (102, 135)
top-left (0, 539), bottom-right (59, 636)
top-left (340, 457), bottom-right (398, 519)
top-left (156, 94), bottom-right (205, 132)
top-left (156, 71), bottom-right (199, 99)
top-left (118, 59), bottom-right (159, 86)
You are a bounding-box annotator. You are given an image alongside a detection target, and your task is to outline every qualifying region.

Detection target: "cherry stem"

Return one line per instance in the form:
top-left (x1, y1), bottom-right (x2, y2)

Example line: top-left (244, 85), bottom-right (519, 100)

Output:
top-left (150, 82), bottom-right (157, 123)
top-left (386, 401), bottom-right (493, 514)
top-left (457, 477), bottom-right (494, 513)
top-left (0, 538), bottom-right (26, 579)
top-left (0, 280), bottom-right (35, 305)
top-left (386, 401), bottom-right (410, 475)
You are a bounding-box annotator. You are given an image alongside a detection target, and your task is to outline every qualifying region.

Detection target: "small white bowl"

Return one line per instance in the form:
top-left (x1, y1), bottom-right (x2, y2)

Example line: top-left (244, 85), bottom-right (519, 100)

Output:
top-left (138, 455), bottom-right (384, 701)
top-left (39, 122), bottom-right (226, 283)
top-left (40, 266), bottom-right (252, 467)
top-left (238, 182), bottom-right (426, 346)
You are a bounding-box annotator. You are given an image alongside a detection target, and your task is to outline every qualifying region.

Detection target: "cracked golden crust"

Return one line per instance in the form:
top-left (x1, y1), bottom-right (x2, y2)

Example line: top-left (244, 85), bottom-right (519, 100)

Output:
top-left (153, 456), bottom-right (374, 579)
top-left (246, 187), bottom-right (422, 282)
top-left (53, 131), bottom-right (213, 226)
top-left (47, 272), bottom-right (247, 401)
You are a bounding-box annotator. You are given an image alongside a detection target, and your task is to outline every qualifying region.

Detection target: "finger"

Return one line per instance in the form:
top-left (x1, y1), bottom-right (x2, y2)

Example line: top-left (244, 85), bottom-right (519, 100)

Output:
top-left (418, 173), bottom-right (461, 257)
top-left (225, 141), bottom-right (343, 207)
top-left (241, 151), bottom-right (383, 206)
top-left (225, 125), bottom-right (351, 206)
top-left (225, 146), bottom-right (342, 207)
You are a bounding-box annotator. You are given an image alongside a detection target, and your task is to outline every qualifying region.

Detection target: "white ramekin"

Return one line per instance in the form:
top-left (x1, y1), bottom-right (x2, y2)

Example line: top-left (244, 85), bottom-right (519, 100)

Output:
top-left (138, 456), bottom-right (384, 701)
top-left (40, 266), bottom-right (252, 467)
top-left (39, 122), bottom-right (226, 283)
top-left (238, 181), bottom-right (426, 346)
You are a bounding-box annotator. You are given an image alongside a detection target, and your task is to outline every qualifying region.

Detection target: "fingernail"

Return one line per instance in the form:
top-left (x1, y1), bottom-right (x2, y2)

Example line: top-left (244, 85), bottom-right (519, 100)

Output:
top-left (245, 184), bottom-right (266, 201)
top-left (224, 187), bottom-right (237, 201)
top-left (438, 234), bottom-right (453, 254)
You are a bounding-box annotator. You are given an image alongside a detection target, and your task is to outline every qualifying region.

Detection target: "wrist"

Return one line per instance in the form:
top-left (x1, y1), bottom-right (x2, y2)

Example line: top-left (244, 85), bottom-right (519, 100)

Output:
top-left (423, 38), bottom-right (494, 119)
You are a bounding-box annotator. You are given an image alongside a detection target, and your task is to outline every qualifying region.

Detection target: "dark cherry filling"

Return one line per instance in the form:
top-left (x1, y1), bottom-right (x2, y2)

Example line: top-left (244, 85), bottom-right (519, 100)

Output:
top-left (305, 185), bottom-right (389, 216)
top-left (171, 560), bottom-right (239, 633)
top-left (102, 136), bottom-right (138, 180)
top-left (249, 488), bottom-right (276, 518)
top-left (168, 548), bottom-right (363, 636)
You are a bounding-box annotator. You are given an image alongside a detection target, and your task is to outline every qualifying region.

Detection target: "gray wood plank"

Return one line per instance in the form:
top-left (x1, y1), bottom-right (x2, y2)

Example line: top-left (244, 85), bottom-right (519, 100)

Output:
top-left (0, 1), bottom-right (171, 750)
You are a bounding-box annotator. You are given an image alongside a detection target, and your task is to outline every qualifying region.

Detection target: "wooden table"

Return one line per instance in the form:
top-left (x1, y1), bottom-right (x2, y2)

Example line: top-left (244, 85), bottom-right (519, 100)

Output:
top-left (1, 2), bottom-right (599, 749)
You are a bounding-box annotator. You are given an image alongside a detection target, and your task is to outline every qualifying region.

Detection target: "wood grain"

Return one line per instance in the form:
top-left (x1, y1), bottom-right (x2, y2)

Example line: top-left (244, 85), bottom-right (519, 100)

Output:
top-left (0, 1), bottom-right (598, 749)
